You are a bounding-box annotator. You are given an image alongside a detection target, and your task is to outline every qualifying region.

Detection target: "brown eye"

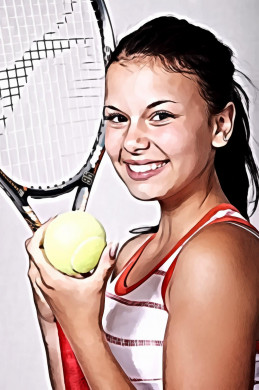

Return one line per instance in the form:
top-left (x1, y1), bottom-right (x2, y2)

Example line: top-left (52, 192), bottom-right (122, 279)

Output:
top-left (104, 114), bottom-right (128, 123)
top-left (151, 111), bottom-right (176, 121)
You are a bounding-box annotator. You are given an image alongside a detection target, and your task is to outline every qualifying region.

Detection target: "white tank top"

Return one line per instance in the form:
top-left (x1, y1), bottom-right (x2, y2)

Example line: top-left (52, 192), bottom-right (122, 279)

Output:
top-left (102, 204), bottom-right (259, 389)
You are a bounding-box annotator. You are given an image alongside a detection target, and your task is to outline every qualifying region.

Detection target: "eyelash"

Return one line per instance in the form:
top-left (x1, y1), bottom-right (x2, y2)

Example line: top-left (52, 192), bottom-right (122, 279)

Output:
top-left (103, 110), bottom-right (177, 124)
top-left (103, 113), bottom-right (128, 123)
top-left (150, 110), bottom-right (176, 121)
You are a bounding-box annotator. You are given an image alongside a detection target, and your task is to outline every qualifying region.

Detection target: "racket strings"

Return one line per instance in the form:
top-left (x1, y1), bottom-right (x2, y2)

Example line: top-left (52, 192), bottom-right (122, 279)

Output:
top-left (0, 0), bottom-right (105, 187)
top-left (2, 0), bottom-right (37, 183)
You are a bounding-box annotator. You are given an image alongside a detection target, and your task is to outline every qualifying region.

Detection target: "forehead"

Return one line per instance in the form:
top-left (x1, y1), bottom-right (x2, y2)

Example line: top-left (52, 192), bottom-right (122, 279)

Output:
top-left (105, 59), bottom-right (203, 109)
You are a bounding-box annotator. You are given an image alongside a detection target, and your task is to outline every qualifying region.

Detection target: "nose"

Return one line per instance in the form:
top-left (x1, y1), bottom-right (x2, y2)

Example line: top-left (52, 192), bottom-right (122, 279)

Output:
top-left (123, 117), bottom-right (150, 154)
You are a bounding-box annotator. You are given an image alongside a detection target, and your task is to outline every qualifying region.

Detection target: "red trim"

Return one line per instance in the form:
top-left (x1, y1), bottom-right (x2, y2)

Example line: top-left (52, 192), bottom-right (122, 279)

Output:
top-left (124, 233), bottom-right (156, 271)
top-left (130, 377), bottom-right (162, 382)
top-left (256, 340), bottom-right (259, 353)
top-left (206, 216), bottom-right (258, 233)
top-left (115, 203), bottom-right (239, 296)
top-left (115, 234), bottom-right (156, 295)
top-left (56, 322), bottom-right (90, 390)
top-left (105, 332), bottom-right (163, 346)
top-left (154, 269), bottom-right (166, 276)
top-left (106, 291), bottom-right (166, 310)
top-left (161, 216), bottom-right (259, 310)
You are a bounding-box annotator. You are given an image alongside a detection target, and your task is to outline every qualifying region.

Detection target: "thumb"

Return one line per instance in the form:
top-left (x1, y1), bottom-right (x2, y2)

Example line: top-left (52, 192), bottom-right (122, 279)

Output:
top-left (93, 242), bottom-right (119, 284)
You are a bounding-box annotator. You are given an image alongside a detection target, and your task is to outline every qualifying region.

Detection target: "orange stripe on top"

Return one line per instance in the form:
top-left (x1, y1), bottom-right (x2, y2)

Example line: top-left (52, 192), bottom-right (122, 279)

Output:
top-left (115, 203), bottom-right (240, 296)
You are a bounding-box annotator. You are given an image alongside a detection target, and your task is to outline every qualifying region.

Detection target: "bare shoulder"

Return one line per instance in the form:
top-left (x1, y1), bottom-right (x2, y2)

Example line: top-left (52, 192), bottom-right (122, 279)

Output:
top-left (183, 221), bottom-right (259, 264)
top-left (164, 223), bottom-right (259, 389)
top-left (113, 233), bottom-right (151, 277)
top-left (166, 222), bottom-right (259, 313)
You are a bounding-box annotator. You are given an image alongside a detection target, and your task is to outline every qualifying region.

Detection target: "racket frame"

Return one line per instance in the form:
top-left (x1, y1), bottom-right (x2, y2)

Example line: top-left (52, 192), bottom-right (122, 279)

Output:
top-left (0, 0), bottom-right (115, 231)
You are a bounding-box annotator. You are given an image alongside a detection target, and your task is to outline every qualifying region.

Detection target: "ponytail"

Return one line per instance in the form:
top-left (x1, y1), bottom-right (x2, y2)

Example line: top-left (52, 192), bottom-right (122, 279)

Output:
top-left (215, 81), bottom-right (259, 219)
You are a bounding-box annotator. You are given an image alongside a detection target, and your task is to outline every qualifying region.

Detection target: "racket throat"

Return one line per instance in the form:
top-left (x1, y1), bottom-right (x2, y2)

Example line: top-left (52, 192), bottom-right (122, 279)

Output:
top-left (73, 187), bottom-right (90, 212)
top-left (22, 205), bottom-right (42, 231)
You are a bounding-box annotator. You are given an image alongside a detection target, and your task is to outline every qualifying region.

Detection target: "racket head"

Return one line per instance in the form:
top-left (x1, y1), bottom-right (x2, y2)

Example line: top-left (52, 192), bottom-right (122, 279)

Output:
top-left (0, 0), bottom-right (114, 191)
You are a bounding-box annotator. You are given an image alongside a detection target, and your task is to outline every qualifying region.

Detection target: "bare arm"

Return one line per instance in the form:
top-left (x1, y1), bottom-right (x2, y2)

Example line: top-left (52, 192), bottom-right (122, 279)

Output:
top-left (26, 226), bottom-right (135, 390)
top-left (27, 241), bottom-right (65, 390)
top-left (163, 223), bottom-right (259, 389)
top-left (64, 326), bottom-right (135, 390)
top-left (38, 318), bottom-right (65, 390)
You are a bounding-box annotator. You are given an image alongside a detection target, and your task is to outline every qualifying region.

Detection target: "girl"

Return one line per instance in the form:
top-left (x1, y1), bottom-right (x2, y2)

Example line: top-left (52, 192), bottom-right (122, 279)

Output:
top-left (26, 16), bottom-right (259, 389)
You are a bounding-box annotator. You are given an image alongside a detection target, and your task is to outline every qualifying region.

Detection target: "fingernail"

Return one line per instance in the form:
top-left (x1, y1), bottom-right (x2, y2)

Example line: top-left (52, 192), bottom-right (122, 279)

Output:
top-left (109, 242), bottom-right (119, 259)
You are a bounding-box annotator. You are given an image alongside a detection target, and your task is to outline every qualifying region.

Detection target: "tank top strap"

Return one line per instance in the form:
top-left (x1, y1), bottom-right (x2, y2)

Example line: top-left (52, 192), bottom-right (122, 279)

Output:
top-left (161, 205), bottom-right (259, 308)
top-left (113, 203), bottom-right (258, 298)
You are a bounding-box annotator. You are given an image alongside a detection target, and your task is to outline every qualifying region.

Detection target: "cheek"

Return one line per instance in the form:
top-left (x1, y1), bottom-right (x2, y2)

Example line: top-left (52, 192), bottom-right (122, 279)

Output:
top-left (157, 124), bottom-right (194, 159)
top-left (164, 121), bottom-right (211, 175)
top-left (178, 132), bottom-right (211, 178)
top-left (105, 128), bottom-right (121, 160)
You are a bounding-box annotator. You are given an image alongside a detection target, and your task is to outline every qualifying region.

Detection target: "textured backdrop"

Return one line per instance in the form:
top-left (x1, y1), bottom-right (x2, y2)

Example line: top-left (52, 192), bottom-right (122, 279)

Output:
top-left (0, 1), bottom-right (258, 388)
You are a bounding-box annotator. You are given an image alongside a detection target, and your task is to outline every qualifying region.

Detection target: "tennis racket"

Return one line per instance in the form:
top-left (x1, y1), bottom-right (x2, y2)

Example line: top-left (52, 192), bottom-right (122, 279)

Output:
top-left (0, 0), bottom-right (114, 230)
top-left (0, 0), bottom-right (114, 388)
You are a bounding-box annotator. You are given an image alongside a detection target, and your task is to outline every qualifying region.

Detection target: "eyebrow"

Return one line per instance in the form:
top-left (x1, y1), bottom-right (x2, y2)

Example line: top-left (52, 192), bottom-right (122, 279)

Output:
top-left (147, 100), bottom-right (178, 109)
top-left (104, 100), bottom-right (178, 112)
top-left (103, 105), bottom-right (124, 113)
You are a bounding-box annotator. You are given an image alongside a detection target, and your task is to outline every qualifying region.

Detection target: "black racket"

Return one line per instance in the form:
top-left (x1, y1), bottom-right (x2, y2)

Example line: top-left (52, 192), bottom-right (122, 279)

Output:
top-left (0, 1), bottom-right (114, 388)
top-left (0, 0), bottom-right (115, 231)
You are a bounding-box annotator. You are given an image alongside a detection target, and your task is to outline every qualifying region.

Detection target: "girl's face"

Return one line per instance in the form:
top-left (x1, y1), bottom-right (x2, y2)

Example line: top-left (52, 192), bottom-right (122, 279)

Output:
top-left (104, 59), bottom-right (215, 202)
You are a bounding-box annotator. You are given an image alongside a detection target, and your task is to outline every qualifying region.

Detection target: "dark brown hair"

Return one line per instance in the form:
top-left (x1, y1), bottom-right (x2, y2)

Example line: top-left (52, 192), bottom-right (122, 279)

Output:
top-left (108, 16), bottom-right (259, 219)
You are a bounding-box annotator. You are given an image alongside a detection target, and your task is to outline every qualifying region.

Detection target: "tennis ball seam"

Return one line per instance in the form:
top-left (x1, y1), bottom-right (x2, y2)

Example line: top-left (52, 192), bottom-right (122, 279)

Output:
top-left (70, 236), bottom-right (106, 272)
top-left (43, 211), bottom-right (106, 275)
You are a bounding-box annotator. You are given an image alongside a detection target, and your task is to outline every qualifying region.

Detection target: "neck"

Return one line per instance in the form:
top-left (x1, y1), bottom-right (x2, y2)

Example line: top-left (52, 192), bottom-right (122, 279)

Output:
top-left (155, 168), bottom-right (229, 247)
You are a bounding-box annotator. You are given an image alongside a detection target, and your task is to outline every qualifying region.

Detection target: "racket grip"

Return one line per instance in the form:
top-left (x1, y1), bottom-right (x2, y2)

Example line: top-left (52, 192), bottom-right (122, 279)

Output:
top-left (56, 322), bottom-right (90, 390)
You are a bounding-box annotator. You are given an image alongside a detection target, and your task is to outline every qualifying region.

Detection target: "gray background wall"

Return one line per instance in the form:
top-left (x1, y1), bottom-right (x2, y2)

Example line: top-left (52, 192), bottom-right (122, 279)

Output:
top-left (0, 1), bottom-right (258, 389)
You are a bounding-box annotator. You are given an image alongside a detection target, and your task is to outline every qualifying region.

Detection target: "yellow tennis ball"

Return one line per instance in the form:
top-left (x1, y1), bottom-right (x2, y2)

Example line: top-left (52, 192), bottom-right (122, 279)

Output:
top-left (43, 211), bottom-right (106, 275)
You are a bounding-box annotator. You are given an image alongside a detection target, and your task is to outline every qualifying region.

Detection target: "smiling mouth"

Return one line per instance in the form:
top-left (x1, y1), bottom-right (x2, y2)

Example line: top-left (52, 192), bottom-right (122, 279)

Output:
top-left (124, 160), bottom-right (169, 180)
top-left (128, 161), bottom-right (167, 173)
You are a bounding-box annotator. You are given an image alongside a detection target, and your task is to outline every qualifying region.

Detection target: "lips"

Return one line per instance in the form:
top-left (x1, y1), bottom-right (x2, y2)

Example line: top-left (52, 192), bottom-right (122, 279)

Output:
top-left (124, 160), bottom-right (169, 181)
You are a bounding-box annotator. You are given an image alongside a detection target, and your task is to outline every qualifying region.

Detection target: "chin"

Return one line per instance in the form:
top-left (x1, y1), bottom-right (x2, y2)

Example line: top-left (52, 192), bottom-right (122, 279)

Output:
top-left (114, 164), bottom-right (177, 201)
top-left (124, 181), bottom-right (169, 202)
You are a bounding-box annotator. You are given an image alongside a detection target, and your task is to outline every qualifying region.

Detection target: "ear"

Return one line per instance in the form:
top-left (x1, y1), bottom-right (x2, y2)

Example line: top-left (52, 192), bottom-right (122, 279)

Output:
top-left (211, 102), bottom-right (236, 148)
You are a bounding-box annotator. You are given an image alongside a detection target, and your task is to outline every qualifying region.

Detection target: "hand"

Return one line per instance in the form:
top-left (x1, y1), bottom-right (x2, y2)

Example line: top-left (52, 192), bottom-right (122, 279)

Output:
top-left (26, 222), bottom-right (118, 340)
top-left (26, 223), bottom-right (55, 324)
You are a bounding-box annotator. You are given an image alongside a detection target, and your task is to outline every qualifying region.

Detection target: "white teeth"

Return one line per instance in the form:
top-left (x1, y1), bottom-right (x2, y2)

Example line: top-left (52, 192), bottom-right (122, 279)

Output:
top-left (129, 162), bottom-right (166, 173)
top-left (129, 164), bottom-right (150, 173)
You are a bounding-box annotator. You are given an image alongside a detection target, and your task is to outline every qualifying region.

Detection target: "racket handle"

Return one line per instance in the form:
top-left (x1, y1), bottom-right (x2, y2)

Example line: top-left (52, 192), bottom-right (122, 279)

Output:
top-left (56, 322), bottom-right (90, 390)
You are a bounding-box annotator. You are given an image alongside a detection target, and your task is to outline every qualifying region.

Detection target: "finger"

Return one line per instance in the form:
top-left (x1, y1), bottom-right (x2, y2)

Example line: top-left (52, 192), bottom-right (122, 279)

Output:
top-left (25, 236), bottom-right (34, 254)
top-left (25, 228), bottom-right (45, 258)
top-left (92, 242), bottom-right (119, 284)
top-left (25, 237), bottom-right (32, 248)
top-left (35, 276), bottom-right (53, 298)
top-left (109, 242), bottom-right (119, 260)
top-left (25, 227), bottom-right (55, 286)
top-left (34, 217), bottom-right (56, 247)
top-left (72, 273), bottom-right (85, 279)
top-left (25, 217), bottom-right (56, 255)
top-left (28, 258), bottom-right (54, 292)
top-left (34, 277), bottom-right (57, 317)
top-left (28, 260), bottom-right (45, 293)
top-left (30, 247), bottom-right (69, 289)
top-left (28, 258), bottom-right (39, 283)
